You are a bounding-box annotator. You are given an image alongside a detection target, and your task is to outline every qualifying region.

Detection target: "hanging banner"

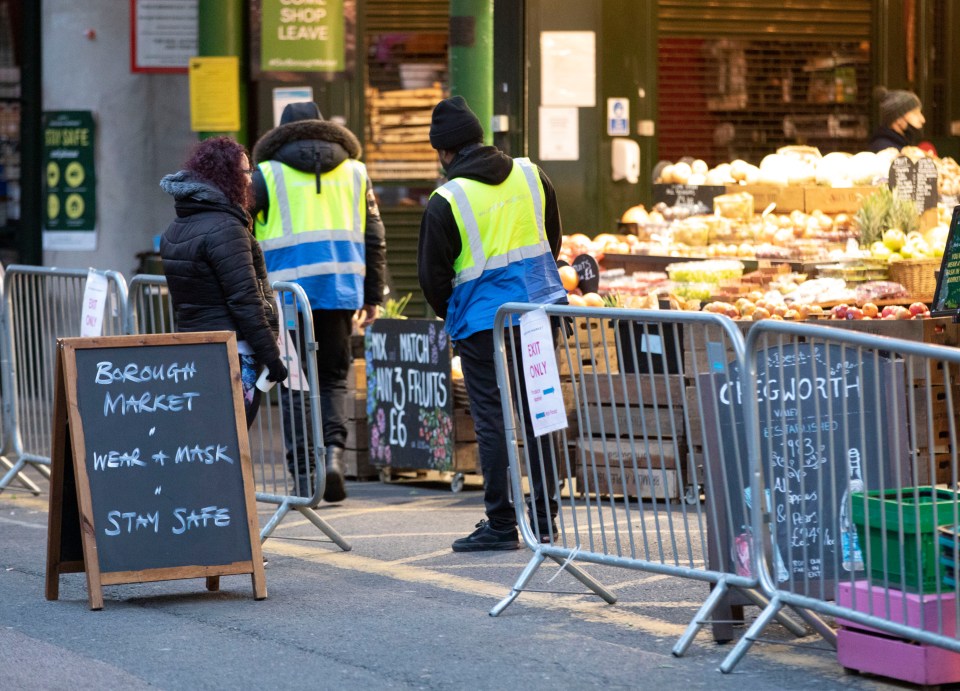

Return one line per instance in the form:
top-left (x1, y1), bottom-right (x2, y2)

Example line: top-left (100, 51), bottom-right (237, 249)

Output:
top-left (42, 111), bottom-right (97, 251)
top-left (260, 0), bottom-right (345, 73)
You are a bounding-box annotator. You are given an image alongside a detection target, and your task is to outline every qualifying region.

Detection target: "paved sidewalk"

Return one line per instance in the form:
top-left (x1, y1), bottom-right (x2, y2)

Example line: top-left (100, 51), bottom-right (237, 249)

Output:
top-left (0, 476), bottom-right (893, 689)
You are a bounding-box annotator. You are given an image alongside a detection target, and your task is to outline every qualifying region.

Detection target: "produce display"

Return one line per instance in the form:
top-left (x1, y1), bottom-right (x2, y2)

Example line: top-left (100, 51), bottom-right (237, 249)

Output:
top-left (565, 142), bottom-right (956, 325)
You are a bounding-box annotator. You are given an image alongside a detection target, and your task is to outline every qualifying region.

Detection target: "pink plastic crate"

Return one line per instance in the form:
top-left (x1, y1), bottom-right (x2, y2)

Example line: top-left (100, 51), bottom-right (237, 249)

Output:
top-left (837, 628), bottom-right (960, 686)
top-left (836, 580), bottom-right (960, 685)
top-left (836, 580), bottom-right (958, 636)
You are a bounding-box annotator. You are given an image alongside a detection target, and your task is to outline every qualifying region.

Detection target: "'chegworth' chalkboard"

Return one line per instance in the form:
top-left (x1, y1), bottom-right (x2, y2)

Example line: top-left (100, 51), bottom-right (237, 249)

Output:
top-left (45, 332), bottom-right (266, 610)
top-left (703, 341), bottom-right (907, 592)
top-left (365, 319), bottom-right (453, 471)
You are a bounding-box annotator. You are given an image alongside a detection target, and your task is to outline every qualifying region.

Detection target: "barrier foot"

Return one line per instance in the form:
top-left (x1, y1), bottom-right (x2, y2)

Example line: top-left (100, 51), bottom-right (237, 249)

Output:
top-left (790, 605), bottom-right (836, 648)
top-left (673, 578), bottom-right (728, 657)
top-left (0, 457), bottom-right (42, 495)
top-left (546, 552), bottom-right (617, 605)
top-left (295, 506), bottom-right (352, 552)
top-left (259, 500), bottom-right (294, 542)
top-left (490, 550), bottom-right (546, 617)
top-left (739, 587), bottom-right (808, 638)
top-left (719, 594), bottom-right (783, 673)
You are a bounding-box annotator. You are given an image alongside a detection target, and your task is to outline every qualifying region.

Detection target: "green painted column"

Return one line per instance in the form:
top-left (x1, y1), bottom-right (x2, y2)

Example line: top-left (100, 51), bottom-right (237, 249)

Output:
top-left (198, 0), bottom-right (247, 143)
top-left (450, 0), bottom-right (493, 145)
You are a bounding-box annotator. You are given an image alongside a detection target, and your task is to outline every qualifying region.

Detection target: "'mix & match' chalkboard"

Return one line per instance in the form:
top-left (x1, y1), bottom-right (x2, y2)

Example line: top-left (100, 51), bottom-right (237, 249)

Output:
top-left (45, 332), bottom-right (265, 610)
top-left (365, 319), bottom-right (453, 471)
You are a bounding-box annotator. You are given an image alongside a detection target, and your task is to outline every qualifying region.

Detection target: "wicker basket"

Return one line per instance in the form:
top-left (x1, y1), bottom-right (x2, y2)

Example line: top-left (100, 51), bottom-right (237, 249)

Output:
top-left (888, 258), bottom-right (940, 298)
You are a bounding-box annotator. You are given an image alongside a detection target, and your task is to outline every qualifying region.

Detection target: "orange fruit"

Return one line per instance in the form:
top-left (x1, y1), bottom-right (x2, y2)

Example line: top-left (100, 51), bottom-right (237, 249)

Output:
top-left (558, 265), bottom-right (579, 292)
top-left (582, 292), bottom-right (604, 307)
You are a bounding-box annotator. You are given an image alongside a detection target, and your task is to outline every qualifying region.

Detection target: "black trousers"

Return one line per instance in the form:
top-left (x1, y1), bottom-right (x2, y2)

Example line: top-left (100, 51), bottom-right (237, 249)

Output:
top-left (282, 308), bottom-right (353, 477)
top-left (456, 326), bottom-right (559, 531)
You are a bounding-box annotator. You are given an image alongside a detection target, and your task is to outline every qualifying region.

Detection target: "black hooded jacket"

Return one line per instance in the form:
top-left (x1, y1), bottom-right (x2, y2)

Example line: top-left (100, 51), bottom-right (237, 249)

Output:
top-left (251, 117), bottom-right (387, 307)
top-left (159, 171), bottom-right (280, 367)
top-left (868, 125), bottom-right (908, 153)
top-left (417, 145), bottom-right (563, 319)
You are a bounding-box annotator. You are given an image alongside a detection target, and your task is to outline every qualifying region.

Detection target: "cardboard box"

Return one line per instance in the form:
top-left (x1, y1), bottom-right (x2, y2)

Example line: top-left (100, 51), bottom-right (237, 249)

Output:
top-left (725, 184), bottom-right (805, 212)
top-left (803, 186), bottom-right (878, 213)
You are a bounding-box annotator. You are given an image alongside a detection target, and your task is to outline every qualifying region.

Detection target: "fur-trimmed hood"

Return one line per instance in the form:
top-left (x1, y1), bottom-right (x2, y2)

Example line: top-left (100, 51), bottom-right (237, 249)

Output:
top-left (252, 119), bottom-right (361, 174)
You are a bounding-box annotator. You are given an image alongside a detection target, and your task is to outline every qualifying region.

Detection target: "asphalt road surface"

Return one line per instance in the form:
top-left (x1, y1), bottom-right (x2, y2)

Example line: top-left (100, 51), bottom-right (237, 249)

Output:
top-left (1, 475), bottom-right (903, 690)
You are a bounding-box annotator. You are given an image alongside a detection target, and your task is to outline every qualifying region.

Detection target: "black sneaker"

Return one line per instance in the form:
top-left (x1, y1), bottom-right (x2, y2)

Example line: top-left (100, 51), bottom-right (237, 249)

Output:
top-left (531, 517), bottom-right (559, 544)
top-left (452, 520), bottom-right (520, 552)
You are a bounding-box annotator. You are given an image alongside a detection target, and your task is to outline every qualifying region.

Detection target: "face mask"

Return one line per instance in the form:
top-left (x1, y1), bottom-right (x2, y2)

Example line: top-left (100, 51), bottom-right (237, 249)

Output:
top-left (903, 124), bottom-right (922, 145)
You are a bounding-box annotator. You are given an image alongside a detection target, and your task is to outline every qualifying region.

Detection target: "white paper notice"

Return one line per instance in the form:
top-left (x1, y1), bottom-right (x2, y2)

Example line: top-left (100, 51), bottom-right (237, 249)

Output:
top-left (519, 309), bottom-right (567, 437)
top-left (80, 269), bottom-right (108, 337)
top-left (272, 86), bottom-right (314, 127)
top-left (275, 296), bottom-right (310, 392)
top-left (539, 107), bottom-right (579, 161)
top-left (540, 31), bottom-right (596, 107)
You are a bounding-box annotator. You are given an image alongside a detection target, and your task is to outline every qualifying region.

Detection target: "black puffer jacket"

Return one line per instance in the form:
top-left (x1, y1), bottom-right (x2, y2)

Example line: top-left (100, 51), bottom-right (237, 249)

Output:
top-left (159, 171), bottom-right (280, 367)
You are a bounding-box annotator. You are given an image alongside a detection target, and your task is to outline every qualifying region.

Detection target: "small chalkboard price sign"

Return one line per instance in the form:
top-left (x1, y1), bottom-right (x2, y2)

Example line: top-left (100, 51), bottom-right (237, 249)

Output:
top-left (888, 155), bottom-right (939, 213)
top-left (366, 319), bottom-right (453, 471)
top-left (932, 205), bottom-right (960, 317)
top-left (571, 253), bottom-right (601, 294)
top-left (45, 332), bottom-right (266, 610)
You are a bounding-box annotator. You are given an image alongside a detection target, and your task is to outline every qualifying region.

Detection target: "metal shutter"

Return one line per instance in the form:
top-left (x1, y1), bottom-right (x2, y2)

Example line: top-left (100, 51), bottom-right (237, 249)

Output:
top-left (657, 0), bottom-right (873, 166)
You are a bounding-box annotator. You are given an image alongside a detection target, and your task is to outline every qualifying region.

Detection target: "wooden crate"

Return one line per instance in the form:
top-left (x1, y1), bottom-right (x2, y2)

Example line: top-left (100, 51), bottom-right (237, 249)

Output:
top-left (346, 358), bottom-right (367, 393)
top-left (342, 448), bottom-right (377, 481)
top-left (453, 441), bottom-right (479, 473)
top-left (574, 439), bottom-right (681, 501)
top-left (580, 400), bottom-right (684, 441)
top-left (454, 407), bottom-right (476, 443)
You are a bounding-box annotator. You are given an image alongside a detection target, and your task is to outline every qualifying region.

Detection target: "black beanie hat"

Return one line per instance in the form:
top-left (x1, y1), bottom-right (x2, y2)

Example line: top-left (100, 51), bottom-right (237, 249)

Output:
top-left (877, 88), bottom-right (921, 127)
top-left (280, 101), bottom-right (323, 125)
top-left (429, 96), bottom-right (484, 150)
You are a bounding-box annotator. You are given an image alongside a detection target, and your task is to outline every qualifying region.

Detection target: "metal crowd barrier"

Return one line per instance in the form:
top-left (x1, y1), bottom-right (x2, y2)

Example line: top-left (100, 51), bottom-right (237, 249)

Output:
top-left (720, 319), bottom-right (960, 672)
top-left (488, 303), bottom-right (807, 653)
top-left (0, 266), bottom-right (128, 492)
top-left (126, 275), bottom-right (349, 550)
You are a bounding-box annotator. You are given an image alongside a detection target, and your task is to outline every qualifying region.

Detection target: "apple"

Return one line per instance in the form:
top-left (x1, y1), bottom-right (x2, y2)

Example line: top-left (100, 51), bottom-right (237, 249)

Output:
top-left (870, 242), bottom-right (893, 260)
top-left (896, 306), bottom-right (913, 320)
top-left (862, 302), bottom-right (879, 318)
top-left (846, 307), bottom-right (864, 320)
top-left (881, 305), bottom-right (897, 319)
top-left (832, 304), bottom-right (849, 320)
top-left (883, 228), bottom-right (906, 251)
top-left (909, 302), bottom-right (930, 317)
top-left (752, 307), bottom-right (771, 321)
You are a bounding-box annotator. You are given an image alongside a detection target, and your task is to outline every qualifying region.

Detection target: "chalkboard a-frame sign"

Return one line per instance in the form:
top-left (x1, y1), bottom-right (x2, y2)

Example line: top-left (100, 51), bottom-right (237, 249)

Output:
top-left (45, 332), bottom-right (266, 610)
top-left (931, 204), bottom-right (960, 317)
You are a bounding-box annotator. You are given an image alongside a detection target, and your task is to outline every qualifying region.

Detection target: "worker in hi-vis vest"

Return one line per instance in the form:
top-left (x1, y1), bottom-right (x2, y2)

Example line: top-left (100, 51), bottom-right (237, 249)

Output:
top-left (418, 96), bottom-right (568, 553)
top-left (252, 102), bottom-right (387, 504)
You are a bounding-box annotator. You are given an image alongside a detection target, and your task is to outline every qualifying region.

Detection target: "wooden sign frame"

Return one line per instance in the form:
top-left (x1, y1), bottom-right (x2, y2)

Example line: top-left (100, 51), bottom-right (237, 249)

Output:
top-left (45, 331), bottom-right (266, 610)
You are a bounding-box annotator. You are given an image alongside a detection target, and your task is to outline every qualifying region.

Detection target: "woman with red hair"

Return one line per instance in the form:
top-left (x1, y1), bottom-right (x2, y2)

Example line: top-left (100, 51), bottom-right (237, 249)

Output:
top-left (160, 136), bottom-right (288, 426)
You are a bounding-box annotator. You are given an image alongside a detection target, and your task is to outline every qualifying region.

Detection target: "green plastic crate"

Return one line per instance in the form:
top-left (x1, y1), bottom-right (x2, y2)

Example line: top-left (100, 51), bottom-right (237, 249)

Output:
top-left (851, 486), bottom-right (960, 593)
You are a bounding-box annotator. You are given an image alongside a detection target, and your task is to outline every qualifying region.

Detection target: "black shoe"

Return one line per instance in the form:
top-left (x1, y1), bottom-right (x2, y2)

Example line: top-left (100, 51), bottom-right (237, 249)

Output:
top-left (452, 520), bottom-right (520, 552)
